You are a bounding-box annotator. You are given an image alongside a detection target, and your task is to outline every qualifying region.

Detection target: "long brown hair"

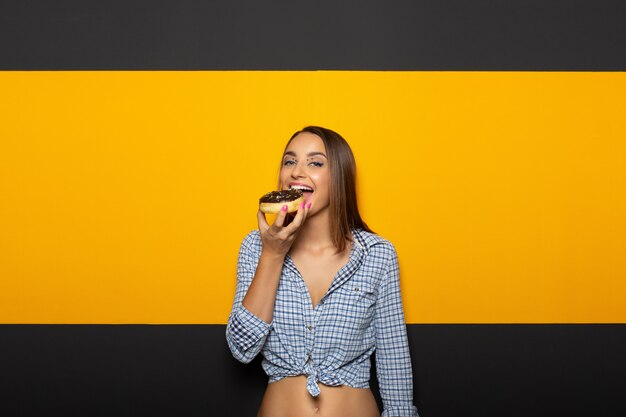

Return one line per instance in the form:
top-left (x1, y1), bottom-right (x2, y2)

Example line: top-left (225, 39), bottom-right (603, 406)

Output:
top-left (277, 126), bottom-right (374, 254)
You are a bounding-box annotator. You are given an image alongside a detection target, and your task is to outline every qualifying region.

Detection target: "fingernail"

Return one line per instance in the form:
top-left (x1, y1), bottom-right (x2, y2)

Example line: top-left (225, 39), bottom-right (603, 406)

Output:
top-left (301, 202), bottom-right (305, 209)
top-left (307, 202), bottom-right (311, 208)
top-left (282, 205), bottom-right (287, 211)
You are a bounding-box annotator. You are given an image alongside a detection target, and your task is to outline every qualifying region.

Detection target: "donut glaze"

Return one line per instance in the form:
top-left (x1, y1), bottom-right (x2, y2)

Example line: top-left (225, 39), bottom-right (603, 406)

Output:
top-left (259, 190), bottom-right (304, 213)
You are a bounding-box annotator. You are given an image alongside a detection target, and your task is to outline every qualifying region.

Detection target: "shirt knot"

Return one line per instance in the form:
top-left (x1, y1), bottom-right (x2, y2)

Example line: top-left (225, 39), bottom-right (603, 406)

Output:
top-left (305, 367), bottom-right (343, 397)
top-left (306, 370), bottom-right (321, 397)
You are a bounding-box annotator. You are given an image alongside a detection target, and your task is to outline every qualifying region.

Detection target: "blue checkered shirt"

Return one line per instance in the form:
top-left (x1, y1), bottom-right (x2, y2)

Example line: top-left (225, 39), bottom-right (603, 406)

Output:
top-left (226, 228), bottom-right (419, 417)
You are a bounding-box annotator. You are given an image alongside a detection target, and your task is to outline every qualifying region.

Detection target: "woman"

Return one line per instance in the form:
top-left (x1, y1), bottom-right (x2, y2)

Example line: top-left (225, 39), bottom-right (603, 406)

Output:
top-left (226, 126), bottom-right (419, 417)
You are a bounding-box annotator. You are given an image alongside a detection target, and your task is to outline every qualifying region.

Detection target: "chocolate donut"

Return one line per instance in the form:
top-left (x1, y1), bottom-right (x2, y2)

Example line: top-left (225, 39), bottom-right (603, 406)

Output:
top-left (259, 189), bottom-right (304, 214)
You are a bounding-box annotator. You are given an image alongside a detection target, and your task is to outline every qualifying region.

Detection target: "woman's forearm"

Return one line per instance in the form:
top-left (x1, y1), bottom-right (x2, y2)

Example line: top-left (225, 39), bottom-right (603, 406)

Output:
top-left (241, 250), bottom-right (285, 324)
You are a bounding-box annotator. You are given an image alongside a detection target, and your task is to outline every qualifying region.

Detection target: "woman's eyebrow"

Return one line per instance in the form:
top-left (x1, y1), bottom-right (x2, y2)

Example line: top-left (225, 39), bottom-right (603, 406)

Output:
top-left (283, 151), bottom-right (327, 159)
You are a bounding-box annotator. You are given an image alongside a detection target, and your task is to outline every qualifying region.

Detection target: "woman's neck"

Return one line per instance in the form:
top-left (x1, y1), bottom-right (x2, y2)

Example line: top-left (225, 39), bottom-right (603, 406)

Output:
top-left (290, 208), bottom-right (335, 253)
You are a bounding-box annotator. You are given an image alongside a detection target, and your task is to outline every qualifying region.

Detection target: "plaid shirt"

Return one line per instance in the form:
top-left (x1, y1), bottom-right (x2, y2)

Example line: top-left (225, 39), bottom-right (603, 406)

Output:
top-left (226, 228), bottom-right (419, 417)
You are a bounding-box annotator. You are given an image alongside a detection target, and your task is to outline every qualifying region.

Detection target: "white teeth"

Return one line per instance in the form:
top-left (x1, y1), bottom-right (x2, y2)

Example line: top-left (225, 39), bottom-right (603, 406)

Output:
top-left (290, 185), bottom-right (314, 192)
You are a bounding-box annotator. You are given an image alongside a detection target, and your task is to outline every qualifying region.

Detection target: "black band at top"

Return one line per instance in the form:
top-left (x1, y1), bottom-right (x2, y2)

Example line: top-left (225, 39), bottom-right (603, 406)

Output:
top-left (1, 0), bottom-right (626, 70)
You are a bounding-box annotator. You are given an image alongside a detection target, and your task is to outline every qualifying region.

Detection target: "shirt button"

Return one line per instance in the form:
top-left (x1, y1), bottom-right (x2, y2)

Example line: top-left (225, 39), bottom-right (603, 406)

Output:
top-left (307, 325), bottom-right (313, 331)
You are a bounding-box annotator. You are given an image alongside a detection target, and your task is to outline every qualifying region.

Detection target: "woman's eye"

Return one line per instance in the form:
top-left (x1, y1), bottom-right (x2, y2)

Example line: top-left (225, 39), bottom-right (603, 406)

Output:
top-left (283, 160), bottom-right (323, 167)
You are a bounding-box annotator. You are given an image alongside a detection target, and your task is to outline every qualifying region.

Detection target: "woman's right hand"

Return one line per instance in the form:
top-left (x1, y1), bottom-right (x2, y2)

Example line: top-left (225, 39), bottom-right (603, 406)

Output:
top-left (257, 201), bottom-right (311, 258)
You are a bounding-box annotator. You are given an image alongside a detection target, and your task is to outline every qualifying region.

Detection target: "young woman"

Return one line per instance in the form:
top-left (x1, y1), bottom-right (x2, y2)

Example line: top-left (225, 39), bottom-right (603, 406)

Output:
top-left (226, 126), bottom-right (419, 417)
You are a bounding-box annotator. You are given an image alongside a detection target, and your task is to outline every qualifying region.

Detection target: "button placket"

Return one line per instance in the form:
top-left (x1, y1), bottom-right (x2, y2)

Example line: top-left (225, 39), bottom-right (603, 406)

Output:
top-left (304, 298), bottom-right (325, 364)
top-left (305, 315), bottom-right (314, 362)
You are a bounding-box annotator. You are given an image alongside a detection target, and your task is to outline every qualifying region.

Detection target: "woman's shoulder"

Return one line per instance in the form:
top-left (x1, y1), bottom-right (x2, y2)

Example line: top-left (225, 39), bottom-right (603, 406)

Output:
top-left (240, 229), bottom-right (262, 252)
top-left (352, 228), bottom-right (397, 256)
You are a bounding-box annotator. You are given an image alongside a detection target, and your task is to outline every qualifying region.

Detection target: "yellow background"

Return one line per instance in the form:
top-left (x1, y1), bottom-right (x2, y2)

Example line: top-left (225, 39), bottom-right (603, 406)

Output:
top-left (1, 71), bottom-right (624, 324)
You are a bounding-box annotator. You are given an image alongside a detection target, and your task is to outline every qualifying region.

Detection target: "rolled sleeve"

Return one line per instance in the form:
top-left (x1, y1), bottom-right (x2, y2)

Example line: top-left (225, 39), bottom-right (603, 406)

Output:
top-left (375, 245), bottom-right (420, 417)
top-left (382, 405), bottom-right (420, 417)
top-left (225, 231), bottom-right (272, 363)
top-left (228, 304), bottom-right (272, 351)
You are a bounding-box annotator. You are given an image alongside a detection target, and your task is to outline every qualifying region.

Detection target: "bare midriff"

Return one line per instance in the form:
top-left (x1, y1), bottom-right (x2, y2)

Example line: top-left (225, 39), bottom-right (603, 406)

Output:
top-left (256, 375), bottom-right (380, 417)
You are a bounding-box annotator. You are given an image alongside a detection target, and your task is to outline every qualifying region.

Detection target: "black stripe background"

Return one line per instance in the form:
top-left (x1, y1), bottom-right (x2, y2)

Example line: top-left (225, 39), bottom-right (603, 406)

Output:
top-left (1, 0), bottom-right (626, 70)
top-left (2, 325), bottom-right (625, 417)
top-left (2, 1), bottom-right (625, 416)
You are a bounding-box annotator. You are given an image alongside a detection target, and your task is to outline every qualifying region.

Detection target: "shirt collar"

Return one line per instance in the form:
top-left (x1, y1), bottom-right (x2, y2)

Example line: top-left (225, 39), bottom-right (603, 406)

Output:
top-left (351, 227), bottom-right (386, 251)
top-left (282, 227), bottom-right (385, 292)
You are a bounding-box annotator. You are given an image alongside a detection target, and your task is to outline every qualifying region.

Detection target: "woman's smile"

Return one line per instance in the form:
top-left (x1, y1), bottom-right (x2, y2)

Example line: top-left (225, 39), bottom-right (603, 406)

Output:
top-left (287, 182), bottom-right (315, 203)
top-left (280, 131), bottom-right (330, 213)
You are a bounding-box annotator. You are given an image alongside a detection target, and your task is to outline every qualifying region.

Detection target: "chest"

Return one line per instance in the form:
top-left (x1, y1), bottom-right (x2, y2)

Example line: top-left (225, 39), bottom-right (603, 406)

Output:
top-left (289, 247), bottom-right (351, 307)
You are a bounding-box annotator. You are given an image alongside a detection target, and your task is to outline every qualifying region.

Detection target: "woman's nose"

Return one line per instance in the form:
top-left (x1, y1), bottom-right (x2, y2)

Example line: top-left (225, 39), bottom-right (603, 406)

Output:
top-left (291, 162), bottom-right (306, 178)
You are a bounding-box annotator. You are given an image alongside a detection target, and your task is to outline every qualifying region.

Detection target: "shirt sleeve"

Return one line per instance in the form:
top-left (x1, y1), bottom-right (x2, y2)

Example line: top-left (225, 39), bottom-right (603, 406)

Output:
top-left (225, 232), bottom-right (273, 364)
top-left (374, 245), bottom-right (420, 417)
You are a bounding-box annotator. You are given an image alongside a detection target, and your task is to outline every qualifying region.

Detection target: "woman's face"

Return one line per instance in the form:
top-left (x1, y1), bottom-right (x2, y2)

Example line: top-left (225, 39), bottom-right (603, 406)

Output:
top-left (279, 132), bottom-right (330, 217)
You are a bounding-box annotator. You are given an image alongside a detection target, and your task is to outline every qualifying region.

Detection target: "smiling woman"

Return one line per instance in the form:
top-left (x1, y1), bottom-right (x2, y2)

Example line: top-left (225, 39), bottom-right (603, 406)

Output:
top-left (226, 126), bottom-right (420, 417)
top-left (278, 127), bottom-right (367, 255)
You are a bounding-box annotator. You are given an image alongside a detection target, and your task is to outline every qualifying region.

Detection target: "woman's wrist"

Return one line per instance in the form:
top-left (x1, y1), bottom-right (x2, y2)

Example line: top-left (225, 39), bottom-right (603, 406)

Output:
top-left (259, 248), bottom-right (287, 263)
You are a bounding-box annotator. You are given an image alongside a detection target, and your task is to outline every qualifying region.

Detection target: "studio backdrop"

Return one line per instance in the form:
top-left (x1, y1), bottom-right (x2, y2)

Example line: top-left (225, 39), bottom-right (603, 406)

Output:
top-left (1, 1), bottom-right (625, 416)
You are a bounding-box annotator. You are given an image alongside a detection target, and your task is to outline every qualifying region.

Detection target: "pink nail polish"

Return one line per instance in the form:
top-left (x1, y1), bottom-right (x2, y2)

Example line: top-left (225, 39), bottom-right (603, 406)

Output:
top-left (282, 205), bottom-right (288, 211)
top-left (301, 202), bottom-right (305, 209)
top-left (307, 202), bottom-right (311, 208)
